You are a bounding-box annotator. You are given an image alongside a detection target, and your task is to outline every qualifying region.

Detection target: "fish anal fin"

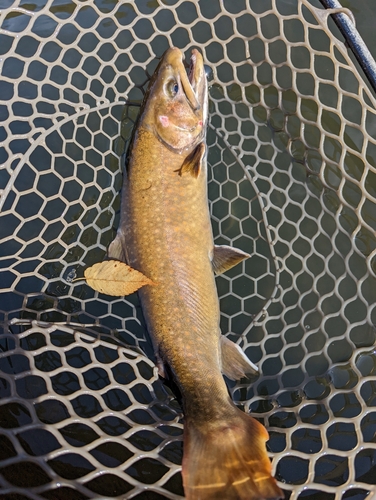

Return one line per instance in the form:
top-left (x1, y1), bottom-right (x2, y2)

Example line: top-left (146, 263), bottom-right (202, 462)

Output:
top-left (212, 245), bottom-right (250, 274)
top-left (221, 336), bottom-right (258, 380)
top-left (107, 230), bottom-right (128, 264)
top-left (182, 409), bottom-right (284, 500)
top-left (175, 142), bottom-right (206, 178)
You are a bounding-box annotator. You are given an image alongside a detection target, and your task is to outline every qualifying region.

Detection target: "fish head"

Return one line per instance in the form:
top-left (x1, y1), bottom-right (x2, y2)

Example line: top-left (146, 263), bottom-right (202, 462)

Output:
top-left (141, 47), bottom-right (208, 153)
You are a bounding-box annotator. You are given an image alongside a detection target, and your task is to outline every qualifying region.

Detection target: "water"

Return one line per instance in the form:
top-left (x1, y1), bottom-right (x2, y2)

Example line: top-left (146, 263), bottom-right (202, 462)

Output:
top-left (1, 1), bottom-right (376, 498)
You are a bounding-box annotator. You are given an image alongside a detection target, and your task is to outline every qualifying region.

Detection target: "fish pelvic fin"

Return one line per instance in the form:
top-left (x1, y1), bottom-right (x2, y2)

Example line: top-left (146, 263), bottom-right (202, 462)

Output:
top-left (221, 336), bottom-right (258, 380)
top-left (182, 409), bottom-right (284, 500)
top-left (212, 245), bottom-right (250, 274)
top-left (107, 229), bottom-right (128, 264)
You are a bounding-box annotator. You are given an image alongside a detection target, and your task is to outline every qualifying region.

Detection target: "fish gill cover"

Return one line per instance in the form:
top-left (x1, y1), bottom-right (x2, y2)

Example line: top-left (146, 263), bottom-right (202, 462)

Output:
top-left (0, 0), bottom-right (376, 499)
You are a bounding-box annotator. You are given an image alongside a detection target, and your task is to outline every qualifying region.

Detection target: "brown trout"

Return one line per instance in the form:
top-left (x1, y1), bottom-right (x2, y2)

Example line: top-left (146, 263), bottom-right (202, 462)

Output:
top-left (108, 47), bottom-right (283, 500)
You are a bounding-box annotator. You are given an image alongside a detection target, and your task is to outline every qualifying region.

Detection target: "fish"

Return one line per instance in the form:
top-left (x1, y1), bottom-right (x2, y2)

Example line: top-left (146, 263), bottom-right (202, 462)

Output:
top-left (108, 46), bottom-right (283, 500)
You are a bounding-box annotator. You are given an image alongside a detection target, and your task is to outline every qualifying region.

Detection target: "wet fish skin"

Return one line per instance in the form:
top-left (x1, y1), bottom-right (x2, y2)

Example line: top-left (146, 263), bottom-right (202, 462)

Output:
top-left (108, 47), bottom-right (283, 500)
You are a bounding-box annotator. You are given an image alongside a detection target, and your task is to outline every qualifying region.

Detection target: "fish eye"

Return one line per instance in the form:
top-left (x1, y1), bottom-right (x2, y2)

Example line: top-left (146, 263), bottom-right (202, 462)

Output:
top-left (204, 64), bottom-right (213, 82)
top-left (167, 80), bottom-right (179, 97)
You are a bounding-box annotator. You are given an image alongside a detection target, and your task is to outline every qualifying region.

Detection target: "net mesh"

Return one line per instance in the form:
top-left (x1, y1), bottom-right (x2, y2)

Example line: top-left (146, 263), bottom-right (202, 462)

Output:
top-left (1, 0), bottom-right (376, 498)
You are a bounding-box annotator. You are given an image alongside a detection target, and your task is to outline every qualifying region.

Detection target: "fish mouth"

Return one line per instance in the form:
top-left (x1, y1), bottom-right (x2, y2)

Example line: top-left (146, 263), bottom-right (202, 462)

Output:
top-left (185, 49), bottom-right (207, 113)
top-left (164, 47), bottom-right (206, 113)
top-left (186, 49), bottom-right (201, 103)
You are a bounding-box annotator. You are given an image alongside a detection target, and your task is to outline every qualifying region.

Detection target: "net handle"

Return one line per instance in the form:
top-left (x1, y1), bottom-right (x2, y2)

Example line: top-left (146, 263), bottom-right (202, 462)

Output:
top-left (319, 0), bottom-right (376, 94)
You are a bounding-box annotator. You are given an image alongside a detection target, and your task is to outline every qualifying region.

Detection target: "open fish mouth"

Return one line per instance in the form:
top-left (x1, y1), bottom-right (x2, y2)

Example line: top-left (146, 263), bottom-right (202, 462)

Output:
top-left (160, 47), bottom-right (205, 112)
top-left (176, 49), bottom-right (202, 111)
top-left (187, 49), bottom-right (200, 93)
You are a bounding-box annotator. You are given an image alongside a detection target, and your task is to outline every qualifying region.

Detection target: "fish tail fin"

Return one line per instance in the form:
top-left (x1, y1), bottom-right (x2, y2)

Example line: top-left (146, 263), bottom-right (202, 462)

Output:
top-left (182, 407), bottom-right (283, 500)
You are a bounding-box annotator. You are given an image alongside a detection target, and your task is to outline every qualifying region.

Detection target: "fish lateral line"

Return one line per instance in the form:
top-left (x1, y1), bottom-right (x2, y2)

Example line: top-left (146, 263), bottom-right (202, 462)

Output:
top-left (105, 46), bottom-right (283, 500)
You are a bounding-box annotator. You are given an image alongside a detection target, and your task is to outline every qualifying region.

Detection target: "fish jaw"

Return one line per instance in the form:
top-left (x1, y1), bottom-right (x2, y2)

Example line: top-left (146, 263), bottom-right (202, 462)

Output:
top-left (140, 47), bottom-right (208, 153)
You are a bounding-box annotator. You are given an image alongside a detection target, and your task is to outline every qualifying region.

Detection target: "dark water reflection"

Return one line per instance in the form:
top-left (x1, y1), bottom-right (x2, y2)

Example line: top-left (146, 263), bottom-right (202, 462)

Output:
top-left (1, 0), bottom-right (376, 498)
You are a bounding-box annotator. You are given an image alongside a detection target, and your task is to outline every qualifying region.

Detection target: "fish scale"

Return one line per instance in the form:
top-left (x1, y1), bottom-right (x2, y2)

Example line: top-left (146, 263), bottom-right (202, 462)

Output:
top-left (134, 134), bottom-right (220, 390)
top-left (108, 47), bottom-right (283, 500)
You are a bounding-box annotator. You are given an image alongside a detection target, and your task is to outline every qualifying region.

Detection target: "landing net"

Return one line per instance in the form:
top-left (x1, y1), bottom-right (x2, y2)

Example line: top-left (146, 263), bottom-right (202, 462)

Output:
top-left (1, 1), bottom-right (376, 499)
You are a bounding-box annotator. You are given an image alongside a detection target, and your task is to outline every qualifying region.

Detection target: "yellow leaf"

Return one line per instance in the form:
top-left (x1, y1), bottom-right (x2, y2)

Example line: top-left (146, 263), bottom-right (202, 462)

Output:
top-left (84, 260), bottom-right (154, 296)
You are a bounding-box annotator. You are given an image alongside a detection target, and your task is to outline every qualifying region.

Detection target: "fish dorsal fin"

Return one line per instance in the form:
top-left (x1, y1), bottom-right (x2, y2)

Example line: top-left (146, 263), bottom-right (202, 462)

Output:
top-left (176, 142), bottom-right (206, 178)
top-left (220, 336), bottom-right (258, 380)
top-left (211, 245), bottom-right (250, 274)
top-left (107, 229), bottom-right (128, 264)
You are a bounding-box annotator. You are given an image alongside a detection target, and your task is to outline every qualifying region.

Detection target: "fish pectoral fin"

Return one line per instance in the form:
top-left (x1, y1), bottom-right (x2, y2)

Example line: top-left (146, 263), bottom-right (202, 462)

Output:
top-left (155, 353), bottom-right (168, 379)
top-left (175, 142), bottom-right (206, 178)
top-left (211, 245), bottom-right (250, 274)
top-left (221, 336), bottom-right (258, 380)
top-left (107, 230), bottom-right (128, 264)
